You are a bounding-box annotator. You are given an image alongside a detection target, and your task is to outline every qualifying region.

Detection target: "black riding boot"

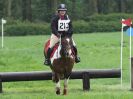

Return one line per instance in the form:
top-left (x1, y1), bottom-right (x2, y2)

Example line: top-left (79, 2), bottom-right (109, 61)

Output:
top-left (44, 48), bottom-right (52, 66)
top-left (73, 46), bottom-right (80, 63)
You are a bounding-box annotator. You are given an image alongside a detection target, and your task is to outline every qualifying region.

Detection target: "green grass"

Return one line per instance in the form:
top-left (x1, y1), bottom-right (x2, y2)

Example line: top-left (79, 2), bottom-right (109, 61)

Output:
top-left (0, 32), bottom-right (133, 99)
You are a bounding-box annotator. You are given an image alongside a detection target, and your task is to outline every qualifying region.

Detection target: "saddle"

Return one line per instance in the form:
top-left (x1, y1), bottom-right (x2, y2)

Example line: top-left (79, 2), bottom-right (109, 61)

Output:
top-left (44, 40), bottom-right (59, 58)
top-left (44, 39), bottom-right (75, 58)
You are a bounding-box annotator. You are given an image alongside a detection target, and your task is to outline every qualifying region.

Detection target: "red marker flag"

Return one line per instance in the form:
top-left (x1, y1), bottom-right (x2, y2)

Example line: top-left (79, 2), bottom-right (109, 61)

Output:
top-left (121, 18), bottom-right (132, 27)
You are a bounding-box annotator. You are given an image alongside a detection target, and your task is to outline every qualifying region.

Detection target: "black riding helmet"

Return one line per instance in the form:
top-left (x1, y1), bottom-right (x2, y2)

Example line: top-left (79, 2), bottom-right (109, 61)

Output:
top-left (58, 4), bottom-right (67, 11)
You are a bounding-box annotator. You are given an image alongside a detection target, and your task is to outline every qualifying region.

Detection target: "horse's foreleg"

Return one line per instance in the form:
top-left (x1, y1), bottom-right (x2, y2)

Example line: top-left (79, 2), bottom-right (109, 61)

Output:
top-left (63, 78), bottom-right (69, 95)
top-left (55, 80), bottom-right (60, 95)
top-left (55, 74), bottom-right (60, 95)
top-left (63, 72), bottom-right (71, 95)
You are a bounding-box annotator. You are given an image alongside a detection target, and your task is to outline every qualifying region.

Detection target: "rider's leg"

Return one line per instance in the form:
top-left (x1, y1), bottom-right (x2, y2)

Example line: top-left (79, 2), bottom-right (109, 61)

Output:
top-left (45, 47), bottom-right (52, 65)
top-left (44, 34), bottom-right (59, 66)
top-left (72, 39), bottom-right (80, 63)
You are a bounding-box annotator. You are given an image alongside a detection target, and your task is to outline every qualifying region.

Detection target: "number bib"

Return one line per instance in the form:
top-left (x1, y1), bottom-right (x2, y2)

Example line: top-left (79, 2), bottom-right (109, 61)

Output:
top-left (58, 20), bottom-right (70, 31)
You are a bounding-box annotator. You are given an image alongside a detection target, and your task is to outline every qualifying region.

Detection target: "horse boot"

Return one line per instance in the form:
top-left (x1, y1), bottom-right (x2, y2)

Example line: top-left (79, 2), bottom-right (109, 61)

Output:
top-left (73, 46), bottom-right (80, 63)
top-left (44, 48), bottom-right (52, 66)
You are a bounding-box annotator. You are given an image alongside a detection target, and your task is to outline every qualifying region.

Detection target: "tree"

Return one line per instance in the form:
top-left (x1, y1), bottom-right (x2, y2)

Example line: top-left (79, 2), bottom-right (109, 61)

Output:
top-left (52, 0), bottom-right (57, 13)
top-left (2, 0), bottom-right (13, 18)
top-left (0, 0), bottom-right (4, 18)
top-left (83, 0), bottom-right (98, 16)
top-left (22, 0), bottom-right (32, 21)
top-left (127, 0), bottom-right (133, 13)
top-left (45, 0), bottom-right (58, 22)
top-left (117, 0), bottom-right (127, 12)
top-left (7, 0), bottom-right (12, 17)
top-left (14, 0), bottom-right (22, 19)
top-left (1, 0), bottom-right (133, 22)
top-left (71, 0), bottom-right (76, 19)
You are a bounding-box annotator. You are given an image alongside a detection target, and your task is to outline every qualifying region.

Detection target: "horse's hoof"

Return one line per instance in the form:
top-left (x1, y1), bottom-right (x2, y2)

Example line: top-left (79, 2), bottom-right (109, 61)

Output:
top-left (56, 90), bottom-right (60, 95)
top-left (56, 87), bottom-right (60, 95)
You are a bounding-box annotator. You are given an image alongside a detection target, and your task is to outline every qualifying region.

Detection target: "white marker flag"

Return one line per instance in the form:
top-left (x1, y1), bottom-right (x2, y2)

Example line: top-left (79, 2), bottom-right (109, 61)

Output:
top-left (1, 18), bottom-right (7, 48)
top-left (2, 19), bottom-right (6, 24)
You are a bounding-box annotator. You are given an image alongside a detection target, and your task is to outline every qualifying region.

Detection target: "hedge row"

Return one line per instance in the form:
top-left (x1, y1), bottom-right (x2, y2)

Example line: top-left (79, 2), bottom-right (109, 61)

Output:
top-left (84, 13), bottom-right (133, 22)
top-left (5, 23), bottom-right (50, 36)
top-left (73, 20), bottom-right (120, 33)
top-left (4, 20), bottom-right (120, 36)
top-left (2, 13), bottom-right (133, 36)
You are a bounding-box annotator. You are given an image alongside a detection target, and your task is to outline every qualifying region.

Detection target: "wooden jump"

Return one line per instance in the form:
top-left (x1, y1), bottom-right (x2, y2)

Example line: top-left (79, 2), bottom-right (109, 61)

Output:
top-left (0, 69), bottom-right (121, 93)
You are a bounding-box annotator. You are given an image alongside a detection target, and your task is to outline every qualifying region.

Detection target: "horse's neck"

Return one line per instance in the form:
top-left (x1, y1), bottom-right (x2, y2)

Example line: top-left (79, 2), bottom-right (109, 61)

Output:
top-left (57, 44), bottom-right (62, 55)
top-left (54, 44), bottom-right (62, 58)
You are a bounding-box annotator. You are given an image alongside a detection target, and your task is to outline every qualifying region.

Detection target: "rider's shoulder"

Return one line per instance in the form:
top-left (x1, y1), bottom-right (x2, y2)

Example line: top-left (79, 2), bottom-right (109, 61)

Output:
top-left (51, 14), bottom-right (59, 21)
top-left (65, 14), bottom-right (71, 20)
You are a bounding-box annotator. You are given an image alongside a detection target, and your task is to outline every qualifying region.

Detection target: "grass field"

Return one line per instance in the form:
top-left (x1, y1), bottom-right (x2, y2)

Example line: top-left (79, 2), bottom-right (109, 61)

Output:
top-left (0, 32), bottom-right (133, 99)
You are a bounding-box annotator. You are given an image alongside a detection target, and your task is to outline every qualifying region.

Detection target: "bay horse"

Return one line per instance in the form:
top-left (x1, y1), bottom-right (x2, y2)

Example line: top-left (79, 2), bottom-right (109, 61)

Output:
top-left (44, 36), bottom-right (75, 95)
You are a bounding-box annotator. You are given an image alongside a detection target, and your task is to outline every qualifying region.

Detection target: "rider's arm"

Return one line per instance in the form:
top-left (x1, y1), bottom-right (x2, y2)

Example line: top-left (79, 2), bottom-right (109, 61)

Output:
top-left (67, 20), bottom-right (73, 37)
top-left (51, 16), bottom-right (59, 37)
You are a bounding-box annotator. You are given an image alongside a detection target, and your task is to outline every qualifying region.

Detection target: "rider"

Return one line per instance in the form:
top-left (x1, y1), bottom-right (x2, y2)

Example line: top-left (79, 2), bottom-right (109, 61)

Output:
top-left (44, 4), bottom-right (80, 66)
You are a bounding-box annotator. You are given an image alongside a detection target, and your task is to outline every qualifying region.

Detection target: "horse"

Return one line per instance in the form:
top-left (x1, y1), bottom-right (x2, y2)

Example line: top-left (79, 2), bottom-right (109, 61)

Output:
top-left (44, 36), bottom-right (75, 95)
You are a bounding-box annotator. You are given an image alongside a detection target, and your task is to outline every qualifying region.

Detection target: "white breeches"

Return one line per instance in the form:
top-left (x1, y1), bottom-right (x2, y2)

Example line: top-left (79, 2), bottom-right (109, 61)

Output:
top-left (49, 34), bottom-right (76, 48)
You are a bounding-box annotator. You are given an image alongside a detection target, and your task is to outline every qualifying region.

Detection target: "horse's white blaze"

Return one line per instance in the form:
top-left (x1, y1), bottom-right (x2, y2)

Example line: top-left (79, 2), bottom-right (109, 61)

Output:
top-left (50, 45), bottom-right (61, 64)
top-left (69, 49), bottom-right (72, 55)
top-left (66, 38), bottom-right (70, 43)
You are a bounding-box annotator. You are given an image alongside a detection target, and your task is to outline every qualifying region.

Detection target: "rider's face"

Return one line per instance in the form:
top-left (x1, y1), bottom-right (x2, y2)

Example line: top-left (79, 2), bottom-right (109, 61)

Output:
top-left (59, 10), bottom-right (66, 16)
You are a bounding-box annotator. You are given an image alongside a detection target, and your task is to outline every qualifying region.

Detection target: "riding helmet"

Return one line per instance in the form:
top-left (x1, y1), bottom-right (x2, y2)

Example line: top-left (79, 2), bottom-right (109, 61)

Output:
top-left (58, 4), bottom-right (67, 11)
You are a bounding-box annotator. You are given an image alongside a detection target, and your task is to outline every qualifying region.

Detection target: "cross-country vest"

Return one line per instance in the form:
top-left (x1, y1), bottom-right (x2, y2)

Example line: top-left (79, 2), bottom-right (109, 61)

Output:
top-left (58, 15), bottom-right (70, 32)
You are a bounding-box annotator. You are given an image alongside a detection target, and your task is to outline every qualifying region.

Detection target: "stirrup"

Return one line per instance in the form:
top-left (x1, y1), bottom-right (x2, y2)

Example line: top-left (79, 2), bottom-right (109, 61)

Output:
top-left (44, 59), bottom-right (51, 66)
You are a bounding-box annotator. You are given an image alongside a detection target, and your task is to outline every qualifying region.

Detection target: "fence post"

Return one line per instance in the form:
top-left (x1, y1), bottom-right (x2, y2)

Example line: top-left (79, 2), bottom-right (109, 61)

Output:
top-left (0, 75), bottom-right (2, 93)
top-left (131, 57), bottom-right (133, 91)
top-left (82, 72), bottom-right (90, 91)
